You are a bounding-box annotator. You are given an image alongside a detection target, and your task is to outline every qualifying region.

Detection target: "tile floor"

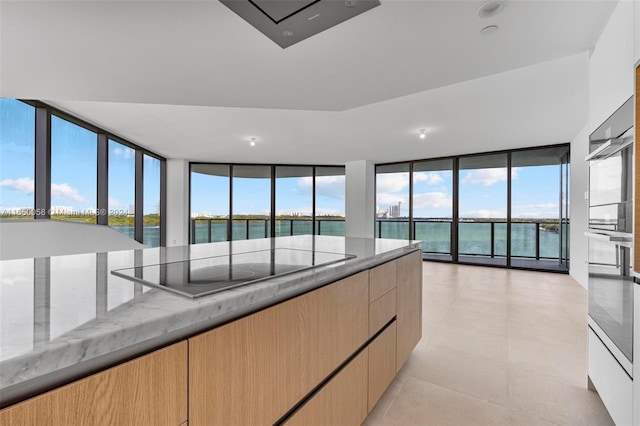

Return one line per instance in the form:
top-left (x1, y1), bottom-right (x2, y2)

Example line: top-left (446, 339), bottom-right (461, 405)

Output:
top-left (363, 261), bottom-right (614, 426)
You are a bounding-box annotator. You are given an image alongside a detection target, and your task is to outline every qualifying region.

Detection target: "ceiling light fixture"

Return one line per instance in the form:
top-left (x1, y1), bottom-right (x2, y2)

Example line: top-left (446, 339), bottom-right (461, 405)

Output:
top-left (480, 25), bottom-right (499, 36)
top-left (419, 129), bottom-right (427, 139)
top-left (477, 0), bottom-right (505, 18)
top-left (250, 137), bottom-right (256, 147)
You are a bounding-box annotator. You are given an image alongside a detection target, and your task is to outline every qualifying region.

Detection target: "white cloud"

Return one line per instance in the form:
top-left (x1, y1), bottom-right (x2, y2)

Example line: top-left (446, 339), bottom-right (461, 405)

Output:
top-left (413, 191), bottom-right (452, 210)
top-left (0, 177), bottom-right (34, 194)
top-left (51, 183), bottom-right (84, 203)
top-left (512, 203), bottom-right (559, 219)
top-left (376, 173), bottom-right (409, 193)
top-left (461, 167), bottom-right (518, 186)
top-left (298, 175), bottom-right (345, 200)
top-left (109, 197), bottom-right (123, 207)
top-left (377, 192), bottom-right (407, 207)
top-left (460, 209), bottom-right (505, 219)
top-left (414, 172), bottom-right (444, 185)
top-left (113, 146), bottom-right (135, 159)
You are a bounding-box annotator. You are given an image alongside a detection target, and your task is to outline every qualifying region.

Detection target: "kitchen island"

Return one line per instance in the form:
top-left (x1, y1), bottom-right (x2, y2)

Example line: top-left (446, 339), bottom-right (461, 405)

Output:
top-left (0, 235), bottom-right (422, 425)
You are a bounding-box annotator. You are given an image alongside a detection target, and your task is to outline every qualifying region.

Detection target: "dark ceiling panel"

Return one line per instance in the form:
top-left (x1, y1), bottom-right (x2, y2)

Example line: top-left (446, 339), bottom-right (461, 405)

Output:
top-left (221, 0), bottom-right (381, 48)
top-left (251, 0), bottom-right (318, 23)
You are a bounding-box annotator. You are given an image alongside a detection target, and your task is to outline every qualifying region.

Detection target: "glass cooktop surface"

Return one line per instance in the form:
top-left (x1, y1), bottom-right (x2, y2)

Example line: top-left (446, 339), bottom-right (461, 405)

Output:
top-left (111, 248), bottom-right (355, 298)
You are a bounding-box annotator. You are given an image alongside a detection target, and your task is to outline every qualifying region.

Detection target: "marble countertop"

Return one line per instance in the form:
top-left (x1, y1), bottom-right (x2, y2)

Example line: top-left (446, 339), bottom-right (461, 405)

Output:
top-left (0, 235), bottom-right (421, 407)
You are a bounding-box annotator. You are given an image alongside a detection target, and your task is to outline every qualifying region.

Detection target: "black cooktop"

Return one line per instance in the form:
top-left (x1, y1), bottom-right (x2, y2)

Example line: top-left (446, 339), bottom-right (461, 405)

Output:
top-left (111, 248), bottom-right (355, 298)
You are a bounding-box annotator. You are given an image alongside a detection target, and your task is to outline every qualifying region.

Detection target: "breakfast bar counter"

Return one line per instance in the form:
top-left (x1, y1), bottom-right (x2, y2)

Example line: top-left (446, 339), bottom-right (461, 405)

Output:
top-left (0, 235), bottom-right (423, 425)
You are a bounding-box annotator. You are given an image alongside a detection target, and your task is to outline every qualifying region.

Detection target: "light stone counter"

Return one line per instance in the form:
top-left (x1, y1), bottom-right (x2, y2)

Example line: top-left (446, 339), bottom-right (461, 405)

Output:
top-left (0, 235), bottom-right (421, 407)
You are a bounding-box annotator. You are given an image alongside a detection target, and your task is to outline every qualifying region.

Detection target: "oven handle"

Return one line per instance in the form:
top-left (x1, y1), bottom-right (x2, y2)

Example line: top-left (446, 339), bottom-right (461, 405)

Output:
top-left (584, 231), bottom-right (633, 244)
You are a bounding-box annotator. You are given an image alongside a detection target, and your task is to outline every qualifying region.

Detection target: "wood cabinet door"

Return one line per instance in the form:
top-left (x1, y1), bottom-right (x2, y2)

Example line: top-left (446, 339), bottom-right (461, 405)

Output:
top-left (284, 350), bottom-right (368, 426)
top-left (368, 322), bottom-right (397, 412)
top-left (396, 250), bottom-right (423, 371)
top-left (0, 341), bottom-right (188, 426)
top-left (369, 260), bottom-right (397, 302)
top-left (188, 271), bottom-right (369, 426)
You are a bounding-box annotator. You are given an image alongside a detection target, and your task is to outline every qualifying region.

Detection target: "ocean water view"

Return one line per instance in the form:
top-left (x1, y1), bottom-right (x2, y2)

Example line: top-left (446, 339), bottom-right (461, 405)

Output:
top-left (108, 218), bottom-right (566, 261)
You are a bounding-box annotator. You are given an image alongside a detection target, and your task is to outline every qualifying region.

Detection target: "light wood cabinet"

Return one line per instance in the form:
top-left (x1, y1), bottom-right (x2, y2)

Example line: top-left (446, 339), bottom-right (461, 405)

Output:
top-left (2, 251), bottom-right (424, 426)
top-left (368, 322), bottom-right (397, 412)
top-left (369, 260), bottom-right (397, 302)
top-left (284, 350), bottom-right (369, 426)
top-left (396, 250), bottom-right (423, 371)
top-left (0, 341), bottom-right (188, 426)
top-left (369, 288), bottom-right (396, 337)
top-left (188, 271), bottom-right (369, 426)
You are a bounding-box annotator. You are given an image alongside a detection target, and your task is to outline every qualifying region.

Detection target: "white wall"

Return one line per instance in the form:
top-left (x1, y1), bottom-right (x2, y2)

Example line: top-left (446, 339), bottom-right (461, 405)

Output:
top-left (345, 160), bottom-right (375, 238)
top-left (165, 159), bottom-right (190, 246)
top-left (589, 0), bottom-right (635, 133)
top-left (569, 125), bottom-right (590, 289)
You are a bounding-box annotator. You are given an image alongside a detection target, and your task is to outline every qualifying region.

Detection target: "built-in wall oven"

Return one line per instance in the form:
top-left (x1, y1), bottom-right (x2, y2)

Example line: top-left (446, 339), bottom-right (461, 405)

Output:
top-left (585, 96), bottom-right (635, 425)
top-left (586, 96), bottom-right (634, 385)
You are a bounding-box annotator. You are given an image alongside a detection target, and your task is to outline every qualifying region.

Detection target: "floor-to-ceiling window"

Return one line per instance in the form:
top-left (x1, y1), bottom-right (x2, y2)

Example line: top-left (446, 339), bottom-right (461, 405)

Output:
top-left (0, 99), bottom-right (35, 219)
top-left (412, 159), bottom-right (454, 261)
top-left (142, 155), bottom-right (161, 247)
top-left (315, 166), bottom-right (346, 236)
top-left (275, 166), bottom-right (313, 236)
top-left (458, 153), bottom-right (508, 266)
top-left (108, 140), bottom-right (136, 239)
top-left (0, 99), bottom-right (166, 246)
top-left (375, 144), bottom-right (569, 272)
top-left (189, 164), bottom-right (346, 243)
top-left (51, 115), bottom-right (98, 223)
top-left (511, 146), bottom-right (568, 270)
top-left (190, 164), bottom-right (230, 243)
top-left (375, 163), bottom-right (410, 240)
top-left (232, 165), bottom-right (272, 240)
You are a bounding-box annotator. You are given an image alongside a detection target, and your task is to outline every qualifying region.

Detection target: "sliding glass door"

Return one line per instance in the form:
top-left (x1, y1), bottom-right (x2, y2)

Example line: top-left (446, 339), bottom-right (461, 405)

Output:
top-left (375, 144), bottom-right (570, 272)
top-left (412, 159), bottom-right (454, 261)
top-left (458, 154), bottom-right (508, 267)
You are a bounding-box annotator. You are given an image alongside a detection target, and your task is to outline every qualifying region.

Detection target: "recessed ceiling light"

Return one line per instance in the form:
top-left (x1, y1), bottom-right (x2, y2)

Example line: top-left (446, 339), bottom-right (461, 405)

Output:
top-left (480, 25), bottom-right (499, 36)
top-left (419, 129), bottom-right (427, 139)
top-left (250, 137), bottom-right (256, 147)
top-left (477, 0), bottom-right (505, 18)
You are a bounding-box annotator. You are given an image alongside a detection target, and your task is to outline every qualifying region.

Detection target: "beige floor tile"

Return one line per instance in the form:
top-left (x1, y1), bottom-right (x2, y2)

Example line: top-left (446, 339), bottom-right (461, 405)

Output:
top-left (430, 323), bottom-right (508, 362)
top-left (508, 336), bottom-right (587, 386)
top-left (452, 298), bottom-right (508, 318)
top-left (508, 407), bottom-right (560, 426)
top-left (366, 372), bottom-right (410, 423)
top-left (402, 345), bottom-right (509, 405)
top-left (422, 302), bottom-right (452, 323)
top-left (443, 306), bottom-right (508, 336)
top-left (379, 377), bottom-right (509, 426)
top-left (507, 314), bottom-right (586, 348)
top-left (508, 367), bottom-right (614, 426)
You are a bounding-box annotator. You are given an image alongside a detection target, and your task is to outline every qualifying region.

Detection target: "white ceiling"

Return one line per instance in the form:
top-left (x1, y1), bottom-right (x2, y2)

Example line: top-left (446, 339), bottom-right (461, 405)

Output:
top-left (0, 1), bottom-right (616, 164)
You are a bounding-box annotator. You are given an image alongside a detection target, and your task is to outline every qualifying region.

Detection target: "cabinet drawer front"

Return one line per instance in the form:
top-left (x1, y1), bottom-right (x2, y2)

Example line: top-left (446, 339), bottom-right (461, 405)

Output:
top-left (369, 288), bottom-right (396, 337)
top-left (0, 342), bottom-right (188, 426)
top-left (368, 322), bottom-right (397, 412)
top-left (369, 260), bottom-right (397, 302)
top-left (285, 350), bottom-right (368, 426)
top-left (188, 271), bottom-right (369, 426)
top-left (397, 250), bottom-right (423, 371)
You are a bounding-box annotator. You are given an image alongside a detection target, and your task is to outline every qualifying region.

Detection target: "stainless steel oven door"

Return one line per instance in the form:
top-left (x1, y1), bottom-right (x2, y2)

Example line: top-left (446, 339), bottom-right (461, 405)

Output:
top-left (586, 232), bottom-right (633, 374)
